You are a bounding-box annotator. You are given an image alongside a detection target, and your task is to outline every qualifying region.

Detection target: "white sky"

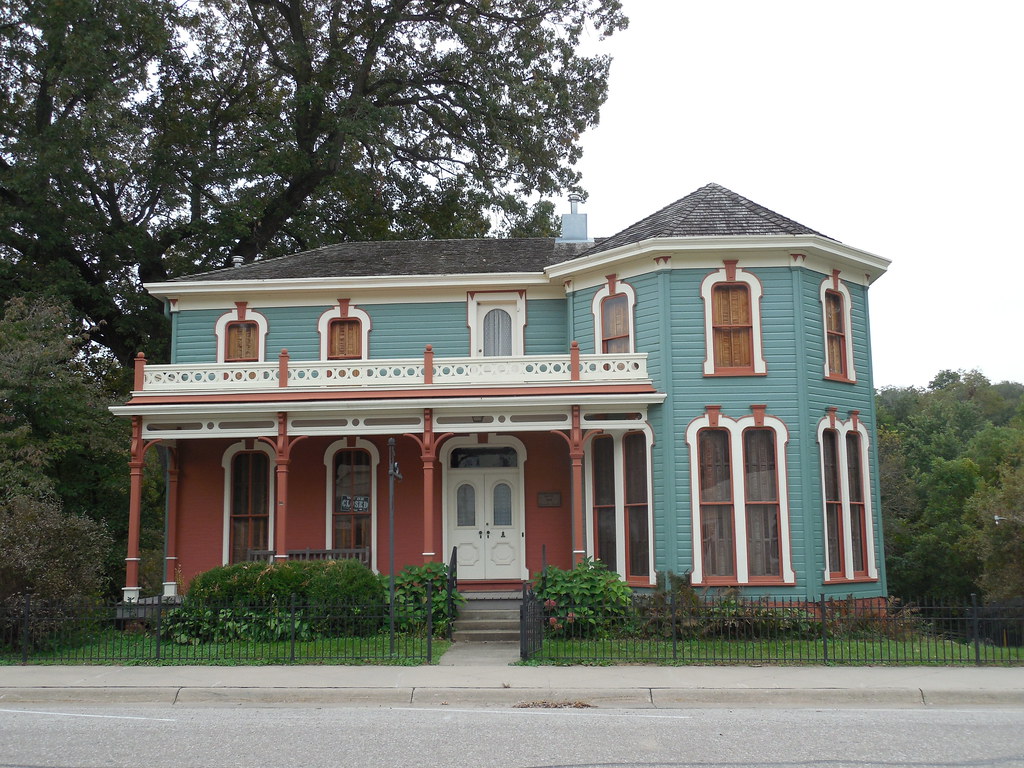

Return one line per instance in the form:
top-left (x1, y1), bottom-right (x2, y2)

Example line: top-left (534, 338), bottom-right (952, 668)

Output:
top-left (570, 0), bottom-right (1024, 389)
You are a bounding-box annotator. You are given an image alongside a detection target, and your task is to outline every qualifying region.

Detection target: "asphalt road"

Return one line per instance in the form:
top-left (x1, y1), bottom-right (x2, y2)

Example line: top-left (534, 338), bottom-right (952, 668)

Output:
top-left (1, 704), bottom-right (1022, 768)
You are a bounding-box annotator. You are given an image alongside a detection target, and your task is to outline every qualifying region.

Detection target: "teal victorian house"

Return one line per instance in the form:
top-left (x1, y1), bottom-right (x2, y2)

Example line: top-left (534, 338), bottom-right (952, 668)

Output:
top-left (113, 183), bottom-right (890, 601)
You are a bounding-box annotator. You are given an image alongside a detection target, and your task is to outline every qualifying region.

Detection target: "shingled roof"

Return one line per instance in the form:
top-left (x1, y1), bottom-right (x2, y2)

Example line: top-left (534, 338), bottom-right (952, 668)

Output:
top-left (171, 183), bottom-right (831, 282)
top-left (580, 183), bottom-right (834, 258)
top-left (174, 238), bottom-right (592, 282)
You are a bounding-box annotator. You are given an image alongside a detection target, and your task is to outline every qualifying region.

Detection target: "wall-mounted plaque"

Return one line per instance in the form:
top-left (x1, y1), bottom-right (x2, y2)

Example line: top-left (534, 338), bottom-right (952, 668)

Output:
top-left (537, 492), bottom-right (562, 508)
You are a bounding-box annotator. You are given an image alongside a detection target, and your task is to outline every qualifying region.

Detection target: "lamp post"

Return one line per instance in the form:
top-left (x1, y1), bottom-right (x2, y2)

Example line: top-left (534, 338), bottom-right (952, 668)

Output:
top-left (387, 438), bottom-right (402, 654)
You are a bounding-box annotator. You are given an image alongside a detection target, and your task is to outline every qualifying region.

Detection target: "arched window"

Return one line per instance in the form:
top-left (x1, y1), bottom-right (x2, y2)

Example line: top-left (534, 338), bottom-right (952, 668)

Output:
top-left (820, 274), bottom-right (857, 382)
top-left (591, 278), bottom-right (636, 354)
top-left (328, 318), bottom-right (362, 359)
top-left (686, 407), bottom-right (794, 585)
top-left (700, 263), bottom-right (766, 375)
top-left (222, 447), bottom-right (273, 564)
top-left (215, 303), bottom-right (268, 363)
top-left (482, 308), bottom-right (513, 356)
top-left (818, 413), bottom-right (875, 581)
top-left (332, 449), bottom-right (372, 558)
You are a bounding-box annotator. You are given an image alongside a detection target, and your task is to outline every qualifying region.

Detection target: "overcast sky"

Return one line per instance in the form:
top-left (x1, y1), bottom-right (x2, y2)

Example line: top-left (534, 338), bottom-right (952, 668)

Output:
top-left (569, 0), bottom-right (1023, 389)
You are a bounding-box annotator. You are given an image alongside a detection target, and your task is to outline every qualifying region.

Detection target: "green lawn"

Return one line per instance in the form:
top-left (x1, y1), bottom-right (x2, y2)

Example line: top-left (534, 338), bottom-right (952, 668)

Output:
top-left (1, 630), bottom-right (450, 666)
top-left (529, 636), bottom-right (1024, 666)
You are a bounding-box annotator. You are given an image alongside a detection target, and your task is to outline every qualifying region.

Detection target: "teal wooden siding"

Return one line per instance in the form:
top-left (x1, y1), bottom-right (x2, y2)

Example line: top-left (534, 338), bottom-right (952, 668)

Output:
top-left (524, 299), bottom-right (568, 354)
top-left (172, 309), bottom-right (221, 363)
top-left (263, 306), bottom-right (325, 360)
top-left (359, 301), bottom-right (468, 358)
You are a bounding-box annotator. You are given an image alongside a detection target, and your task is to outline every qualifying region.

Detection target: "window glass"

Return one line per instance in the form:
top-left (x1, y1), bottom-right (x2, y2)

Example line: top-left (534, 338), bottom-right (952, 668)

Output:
top-left (847, 432), bottom-right (866, 573)
top-left (825, 291), bottom-right (846, 377)
top-left (333, 450), bottom-right (372, 553)
top-left (492, 483), bottom-right (512, 527)
top-left (744, 429), bottom-right (779, 577)
top-left (230, 452), bottom-right (269, 563)
top-left (482, 308), bottom-right (512, 356)
top-left (624, 432), bottom-right (649, 579)
top-left (601, 293), bottom-right (630, 353)
top-left (699, 429), bottom-right (734, 577)
top-left (822, 430), bottom-right (843, 575)
top-left (450, 447), bottom-right (518, 468)
top-left (456, 484), bottom-right (476, 527)
top-left (592, 436), bottom-right (616, 568)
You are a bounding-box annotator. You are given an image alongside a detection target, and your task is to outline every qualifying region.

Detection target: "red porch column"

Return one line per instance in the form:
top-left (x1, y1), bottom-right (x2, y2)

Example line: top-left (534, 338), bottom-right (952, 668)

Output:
top-left (552, 405), bottom-right (597, 567)
top-left (124, 415), bottom-right (161, 601)
top-left (405, 409), bottom-right (454, 564)
top-left (163, 448), bottom-right (180, 596)
top-left (259, 413), bottom-right (307, 562)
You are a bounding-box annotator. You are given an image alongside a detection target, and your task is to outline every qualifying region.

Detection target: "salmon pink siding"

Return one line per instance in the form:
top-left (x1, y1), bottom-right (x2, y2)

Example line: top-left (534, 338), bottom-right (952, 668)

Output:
top-left (170, 432), bottom-right (574, 586)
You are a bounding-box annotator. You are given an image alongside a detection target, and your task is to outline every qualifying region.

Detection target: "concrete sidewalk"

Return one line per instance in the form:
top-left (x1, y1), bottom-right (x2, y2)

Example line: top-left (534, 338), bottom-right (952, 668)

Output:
top-left (2, 653), bottom-right (1022, 709)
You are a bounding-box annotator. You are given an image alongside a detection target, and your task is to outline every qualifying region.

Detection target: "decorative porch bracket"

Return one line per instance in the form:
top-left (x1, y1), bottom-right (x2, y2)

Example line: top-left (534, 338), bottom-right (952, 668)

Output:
top-left (258, 413), bottom-right (308, 561)
top-left (551, 405), bottom-right (603, 567)
top-left (404, 408), bottom-right (454, 565)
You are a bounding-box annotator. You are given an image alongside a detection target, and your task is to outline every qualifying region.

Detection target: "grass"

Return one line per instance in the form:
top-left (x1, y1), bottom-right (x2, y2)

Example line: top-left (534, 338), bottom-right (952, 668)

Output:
top-left (1, 629), bottom-right (451, 666)
top-left (529, 636), bottom-right (1024, 666)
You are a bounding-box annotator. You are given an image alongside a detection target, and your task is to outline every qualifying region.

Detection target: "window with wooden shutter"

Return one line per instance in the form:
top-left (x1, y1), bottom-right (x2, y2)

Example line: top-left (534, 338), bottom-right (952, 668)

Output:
top-left (601, 293), bottom-right (630, 353)
top-left (711, 284), bottom-right (753, 371)
top-left (825, 291), bottom-right (847, 378)
top-left (225, 321), bottom-right (260, 362)
top-left (328, 318), bottom-right (362, 359)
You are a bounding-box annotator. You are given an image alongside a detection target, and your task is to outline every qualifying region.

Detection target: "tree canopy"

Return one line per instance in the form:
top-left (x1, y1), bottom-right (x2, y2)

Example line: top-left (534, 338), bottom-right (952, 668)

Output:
top-left (1, 0), bottom-right (626, 364)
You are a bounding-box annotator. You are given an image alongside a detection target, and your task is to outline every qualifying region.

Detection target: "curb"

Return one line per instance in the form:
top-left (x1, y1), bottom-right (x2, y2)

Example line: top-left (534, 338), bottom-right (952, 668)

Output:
top-left (2, 686), bottom-right (1022, 708)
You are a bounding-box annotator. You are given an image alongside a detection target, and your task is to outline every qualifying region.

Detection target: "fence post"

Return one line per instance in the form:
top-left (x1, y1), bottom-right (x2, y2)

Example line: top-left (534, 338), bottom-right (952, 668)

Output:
top-left (426, 580), bottom-right (433, 664)
top-left (971, 593), bottom-right (981, 666)
top-left (289, 593), bottom-right (297, 663)
top-left (820, 593), bottom-right (829, 665)
top-left (21, 593), bottom-right (30, 664)
top-left (669, 591), bottom-right (677, 661)
top-left (154, 597), bottom-right (163, 661)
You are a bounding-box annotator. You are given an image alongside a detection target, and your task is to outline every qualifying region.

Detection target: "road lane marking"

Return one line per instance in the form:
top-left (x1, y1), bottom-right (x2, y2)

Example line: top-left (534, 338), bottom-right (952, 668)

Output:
top-left (0, 708), bottom-right (176, 722)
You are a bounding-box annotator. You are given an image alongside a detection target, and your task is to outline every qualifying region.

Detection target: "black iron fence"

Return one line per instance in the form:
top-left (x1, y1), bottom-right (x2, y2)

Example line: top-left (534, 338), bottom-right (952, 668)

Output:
top-left (1, 583), bottom-right (447, 665)
top-left (520, 592), bottom-right (1024, 666)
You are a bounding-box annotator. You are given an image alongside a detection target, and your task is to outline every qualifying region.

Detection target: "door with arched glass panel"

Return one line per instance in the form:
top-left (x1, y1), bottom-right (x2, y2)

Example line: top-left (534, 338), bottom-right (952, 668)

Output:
top-left (447, 470), bottom-right (522, 580)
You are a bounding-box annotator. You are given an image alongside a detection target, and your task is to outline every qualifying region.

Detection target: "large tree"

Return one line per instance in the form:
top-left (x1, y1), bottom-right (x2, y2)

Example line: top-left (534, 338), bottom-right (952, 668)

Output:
top-left (1, 0), bottom-right (626, 364)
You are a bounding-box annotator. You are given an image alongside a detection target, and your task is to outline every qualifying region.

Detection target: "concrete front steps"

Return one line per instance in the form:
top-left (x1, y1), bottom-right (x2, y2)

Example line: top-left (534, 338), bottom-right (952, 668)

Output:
top-left (452, 593), bottom-right (522, 643)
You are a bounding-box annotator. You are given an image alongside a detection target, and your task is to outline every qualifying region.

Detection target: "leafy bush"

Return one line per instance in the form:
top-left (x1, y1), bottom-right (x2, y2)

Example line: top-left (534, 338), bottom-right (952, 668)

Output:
top-left (165, 559), bottom-right (386, 644)
top-left (388, 562), bottom-right (463, 635)
top-left (532, 558), bottom-right (632, 638)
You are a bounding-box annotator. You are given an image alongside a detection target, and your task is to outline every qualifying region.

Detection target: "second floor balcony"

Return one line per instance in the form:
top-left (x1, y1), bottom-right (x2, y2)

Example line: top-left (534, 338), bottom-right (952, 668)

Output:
top-left (132, 343), bottom-right (650, 396)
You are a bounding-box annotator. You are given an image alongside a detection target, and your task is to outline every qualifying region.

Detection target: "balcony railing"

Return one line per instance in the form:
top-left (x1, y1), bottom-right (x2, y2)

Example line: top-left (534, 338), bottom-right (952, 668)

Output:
top-left (132, 343), bottom-right (649, 395)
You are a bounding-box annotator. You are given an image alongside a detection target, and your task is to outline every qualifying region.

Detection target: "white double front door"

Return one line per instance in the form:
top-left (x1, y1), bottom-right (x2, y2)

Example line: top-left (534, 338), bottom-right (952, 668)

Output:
top-left (447, 469), bottom-right (523, 580)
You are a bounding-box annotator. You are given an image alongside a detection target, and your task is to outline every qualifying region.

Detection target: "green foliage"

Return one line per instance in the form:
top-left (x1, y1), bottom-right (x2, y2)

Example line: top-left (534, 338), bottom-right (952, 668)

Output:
top-left (533, 558), bottom-right (632, 637)
top-left (1, 0), bottom-right (627, 364)
top-left (878, 369), bottom-right (1024, 600)
top-left (166, 559), bottom-right (387, 644)
top-left (389, 562), bottom-right (463, 635)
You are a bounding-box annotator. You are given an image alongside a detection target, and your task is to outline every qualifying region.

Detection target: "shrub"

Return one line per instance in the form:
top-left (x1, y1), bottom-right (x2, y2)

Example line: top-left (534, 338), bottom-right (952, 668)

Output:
top-left (532, 558), bottom-right (632, 638)
top-left (389, 562), bottom-right (464, 635)
top-left (165, 559), bottom-right (386, 644)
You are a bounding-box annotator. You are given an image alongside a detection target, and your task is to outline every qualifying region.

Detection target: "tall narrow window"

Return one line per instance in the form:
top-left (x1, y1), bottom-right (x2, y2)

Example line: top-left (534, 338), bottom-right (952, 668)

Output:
top-left (822, 429), bottom-right (844, 578)
top-left (328, 318), bottom-right (362, 359)
top-left (333, 449), bottom-right (372, 560)
top-left (623, 432), bottom-right (649, 579)
top-left (824, 291), bottom-right (847, 378)
top-left (482, 308), bottom-right (513, 356)
top-left (846, 432), bottom-right (867, 575)
top-left (601, 294), bottom-right (630, 353)
top-left (225, 321), bottom-right (259, 362)
top-left (743, 429), bottom-right (780, 578)
top-left (711, 284), bottom-right (752, 370)
top-left (687, 408), bottom-right (794, 585)
top-left (592, 436), bottom-right (616, 572)
top-left (230, 452), bottom-right (270, 563)
top-left (698, 429), bottom-right (735, 579)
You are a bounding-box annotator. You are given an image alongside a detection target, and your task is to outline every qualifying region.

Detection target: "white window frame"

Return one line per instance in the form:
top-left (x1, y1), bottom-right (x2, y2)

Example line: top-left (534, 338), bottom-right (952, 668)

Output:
top-left (819, 274), bottom-right (857, 382)
top-left (591, 279), bottom-right (637, 354)
top-left (685, 409), bottom-right (795, 585)
top-left (817, 415), bottom-right (877, 582)
top-left (583, 425), bottom-right (656, 585)
top-left (323, 438), bottom-right (379, 572)
top-left (221, 441), bottom-right (275, 565)
top-left (215, 304), bottom-right (269, 363)
top-left (317, 302), bottom-right (372, 360)
top-left (700, 265), bottom-right (766, 375)
top-left (467, 291), bottom-right (526, 357)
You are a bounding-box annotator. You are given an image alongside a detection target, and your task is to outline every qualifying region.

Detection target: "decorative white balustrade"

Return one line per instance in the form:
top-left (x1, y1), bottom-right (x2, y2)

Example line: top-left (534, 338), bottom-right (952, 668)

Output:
top-left (136, 351), bottom-right (648, 394)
